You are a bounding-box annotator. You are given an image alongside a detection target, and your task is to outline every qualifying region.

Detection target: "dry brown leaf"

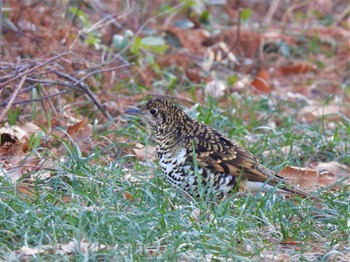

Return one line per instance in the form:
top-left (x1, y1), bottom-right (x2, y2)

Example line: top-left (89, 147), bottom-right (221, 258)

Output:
top-left (16, 183), bottom-right (36, 200)
top-left (17, 239), bottom-right (107, 258)
top-left (62, 239), bottom-right (107, 253)
top-left (0, 133), bottom-right (19, 155)
top-left (67, 118), bottom-right (89, 137)
top-left (133, 143), bottom-right (157, 161)
top-left (251, 68), bottom-right (271, 92)
top-left (163, 27), bottom-right (208, 55)
top-left (185, 68), bottom-right (212, 83)
top-left (123, 191), bottom-right (134, 201)
top-left (63, 118), bottom-right (93, 154)
top-left (203, 30), bottom-right (262, 58)
top-left (311, 161), bottom-right (350, 184)
top-left (0, 122), bottom-right (41, 141)
top-left (279, 62), bottom-right (316, 75)
top-left (157, 53), bottom-right (194, 68)
top-left (62, 195), bottom-right (73, 203)
top-left (280, 240), bottom-right (301, 245)
top-left (278, 162), bottom-right (350, 191)
top-left (299, 105), bottom-right (350, 122)
top-left (19, 246), bottom-right (44, 256)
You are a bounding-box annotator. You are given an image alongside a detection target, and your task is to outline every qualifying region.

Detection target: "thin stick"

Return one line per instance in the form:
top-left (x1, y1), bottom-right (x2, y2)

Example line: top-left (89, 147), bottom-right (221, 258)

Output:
top-left (0, 90), bottom-right (68, 107)
top-left (53, 70), bottom-right (112, 120)
top-left (0, 72), bottom-right (27, 123)
top-left (26, 77), bottom-right (72, 87)
top-left (222, 9), bottom-right (242, 58)
top-left (335, 5), bottom-right (350, 25)
top-left (0, 52), bottom-right (71, 88)
top-left (72, 63), bottom-right (133, 86)
top-left (264, 0), bottom-right (280, 24)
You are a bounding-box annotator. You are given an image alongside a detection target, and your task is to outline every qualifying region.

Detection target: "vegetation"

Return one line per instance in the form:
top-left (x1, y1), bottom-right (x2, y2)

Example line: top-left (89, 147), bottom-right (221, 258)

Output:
top-left (0, 0), bottom-right (349, 260)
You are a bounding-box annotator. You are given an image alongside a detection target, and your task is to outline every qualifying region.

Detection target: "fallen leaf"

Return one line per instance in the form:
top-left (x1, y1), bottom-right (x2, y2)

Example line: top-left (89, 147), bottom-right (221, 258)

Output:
top-left (251, 68), bottom-right (271, 92)
top-left (163, 27), bottom-right (208, 55)
top-left (280, 240), bottom-right (301, 245)
top-left (279, 62), bottom-right (316, 75)
top-left (16, 183), bottom-right (36, 200)
top-left (62, 195), bottom-right (73, 203)
top-left (0, 123), bottom-right (42, 140)
top-left (16, 239), bottom-right (107, 258)
top-left (67, 118), bottom-right (89, 137)
top-left (133, 143), bottom-right (156, 161)
top-left (202, 30), bottom-right (262, 58)
top-left (123, 191), bottom-right (134, 201)
top-left (205, 80), bottom-right (227, 98)
top-left (299, 105), bottom-right (350, 122)
top-left (278, 163), bottom-right (350, 191)
top-left (0, 133), bottom-right (19, 155)
top-left (157, 53), bottom-right (194, 68)
top-left (61, 118), bottom-right (92, 154)
top-left (19, 246), bottom-right (44, 255)
top-left (185, 68), bottom-right (212, 83)
top-left (312, 161), bottom-right (350, 184)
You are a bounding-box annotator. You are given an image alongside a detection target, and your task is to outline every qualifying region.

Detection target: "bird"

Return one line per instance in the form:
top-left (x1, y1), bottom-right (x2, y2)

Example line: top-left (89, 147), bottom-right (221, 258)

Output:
top-left (125, 97), bottom-right (316, 201)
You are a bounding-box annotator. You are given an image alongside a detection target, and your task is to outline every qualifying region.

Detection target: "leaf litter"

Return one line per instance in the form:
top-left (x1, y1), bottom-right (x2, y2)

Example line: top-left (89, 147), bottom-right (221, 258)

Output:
top-left (0, 0), bottom-right (349, 260)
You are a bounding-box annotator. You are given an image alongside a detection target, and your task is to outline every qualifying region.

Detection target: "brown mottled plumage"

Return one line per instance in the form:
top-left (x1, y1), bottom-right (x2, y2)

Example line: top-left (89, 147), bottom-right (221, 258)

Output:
top-left (126, 97), bottom-right (314, 200)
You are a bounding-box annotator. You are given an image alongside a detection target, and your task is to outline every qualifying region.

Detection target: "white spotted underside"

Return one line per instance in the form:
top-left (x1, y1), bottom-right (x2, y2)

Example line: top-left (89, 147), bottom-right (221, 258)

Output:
top-left (158, 147), bottom-right (236, 199)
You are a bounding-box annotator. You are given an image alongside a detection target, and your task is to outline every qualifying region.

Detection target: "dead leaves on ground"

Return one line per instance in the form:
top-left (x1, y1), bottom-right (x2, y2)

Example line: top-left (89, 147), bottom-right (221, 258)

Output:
top-left (0, 118), bottom-right (95, 200)
top-left (133, 143), bottom-right (157, 161)
top-left (16, 239), bottom-right (107, 259)
top-left (250, 68), bottom-right (271, 93)
top-left (64, 118), bottom-right (93, 152)
top-left (1, 0), bottom-right (349, 201)
top-left (299, 104), bottom-right (350, 122)
top-left (278, 161), bottom-right (350, 192)
top-left (279, 62), bottom-right (317, 76)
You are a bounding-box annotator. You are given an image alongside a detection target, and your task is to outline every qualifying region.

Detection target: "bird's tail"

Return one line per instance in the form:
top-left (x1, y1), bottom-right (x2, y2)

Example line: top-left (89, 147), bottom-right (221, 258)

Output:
top-left (256, 164), bottom-right (322, 201)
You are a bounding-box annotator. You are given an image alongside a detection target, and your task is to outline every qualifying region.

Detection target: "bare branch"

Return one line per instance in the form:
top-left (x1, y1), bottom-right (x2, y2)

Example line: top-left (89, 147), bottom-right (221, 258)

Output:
top-left (0, 71), bottom-right (27, 123)
top-left (0, 90), bottom-right (68, 107)
top-left (73, 63), bottom-right (133, 86)
top-left (0, 52), bottom-right (71, 88)
top-left (264, 0), bottom-right (280, 24)
top-left (52, 70), bottom-right (112, 120)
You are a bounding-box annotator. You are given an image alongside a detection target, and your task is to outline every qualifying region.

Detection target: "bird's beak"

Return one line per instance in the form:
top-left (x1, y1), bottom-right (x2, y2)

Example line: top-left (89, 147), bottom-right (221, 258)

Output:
top-left (124, 106), bottom-right (141, 115)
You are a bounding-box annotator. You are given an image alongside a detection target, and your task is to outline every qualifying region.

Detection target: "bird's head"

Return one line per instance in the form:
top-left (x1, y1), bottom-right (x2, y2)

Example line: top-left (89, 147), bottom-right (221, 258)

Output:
top-left (125, 97), bottom-right (185, 134)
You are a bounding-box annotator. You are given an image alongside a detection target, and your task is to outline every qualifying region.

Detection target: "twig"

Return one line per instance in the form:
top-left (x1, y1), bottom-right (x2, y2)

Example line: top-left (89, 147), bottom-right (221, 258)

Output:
top-left (282, 1), bottom-right (308, 24)
top-left (26, 77), bottom-right (72, 87)
top-left (264, 0), bottom-right (280, 24)
top-left (335, 5), bottom-right (350, 25)
top-left (52, 70), bottom-right (112, 120)
top-left (0, 90), bottom-right (68, 107)
top-left (0, 72), bottom-right (27, 123)
top-left (0, 52), bottom-right (71, 88)
top-left (0, 64), bottom-right (31, 81)
top-left (72, 63), bottom-right (133, 86)
top-left (226, 9), bottom-right (242, 55)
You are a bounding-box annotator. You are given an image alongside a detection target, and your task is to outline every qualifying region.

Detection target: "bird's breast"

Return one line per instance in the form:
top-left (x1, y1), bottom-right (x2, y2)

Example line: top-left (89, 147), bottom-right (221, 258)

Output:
top-left (158, 147), bottom-right (189, 184)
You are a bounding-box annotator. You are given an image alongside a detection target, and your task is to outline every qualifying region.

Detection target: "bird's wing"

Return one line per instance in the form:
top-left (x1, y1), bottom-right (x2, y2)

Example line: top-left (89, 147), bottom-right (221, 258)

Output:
top-left (184, 125), bottom-right (276, 183)
top-left (183, 124), bottom-right (311, 198)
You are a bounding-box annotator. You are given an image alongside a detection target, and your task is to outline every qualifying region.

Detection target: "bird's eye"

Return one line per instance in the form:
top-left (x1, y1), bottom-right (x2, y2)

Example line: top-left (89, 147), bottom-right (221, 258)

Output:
top-left (150, 108), bottom-right (158, 115)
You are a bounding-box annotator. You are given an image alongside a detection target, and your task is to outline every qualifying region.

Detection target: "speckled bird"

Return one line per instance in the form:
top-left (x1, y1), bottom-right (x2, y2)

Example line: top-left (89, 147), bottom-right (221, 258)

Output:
top-left (126, 97), bottom-right (313, 201)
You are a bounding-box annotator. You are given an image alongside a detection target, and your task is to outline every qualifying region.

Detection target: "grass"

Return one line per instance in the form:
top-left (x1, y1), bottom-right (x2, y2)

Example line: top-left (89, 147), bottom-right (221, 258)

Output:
top-left (0, 93), bottom-right (349, 261)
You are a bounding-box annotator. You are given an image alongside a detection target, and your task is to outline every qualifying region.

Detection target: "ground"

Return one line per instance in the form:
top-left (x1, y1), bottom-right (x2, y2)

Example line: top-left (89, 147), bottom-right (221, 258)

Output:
top-left (0, 0), bottom-right (349, 260)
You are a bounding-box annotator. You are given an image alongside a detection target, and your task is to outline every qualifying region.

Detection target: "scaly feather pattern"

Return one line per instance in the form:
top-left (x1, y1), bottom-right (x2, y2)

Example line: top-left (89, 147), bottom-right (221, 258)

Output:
top-left (126, 97), bottom-right (315, 200)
